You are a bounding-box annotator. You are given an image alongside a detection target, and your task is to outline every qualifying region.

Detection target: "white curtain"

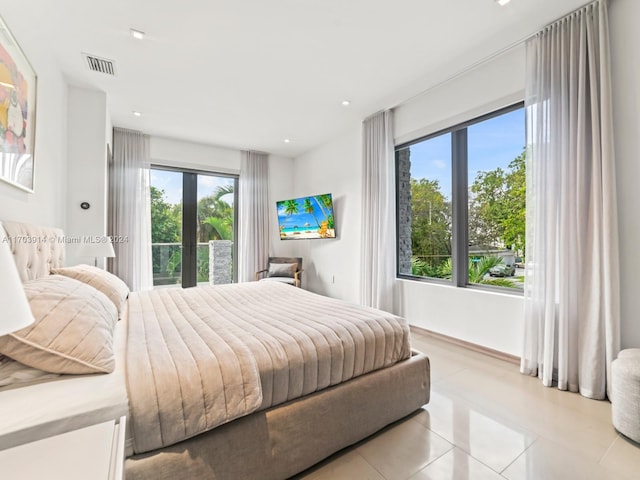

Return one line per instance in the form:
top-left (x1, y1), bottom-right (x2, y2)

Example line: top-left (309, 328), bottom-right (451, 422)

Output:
top-left (361, 110), bottom-right (396, 313)
top-left (521, 0), bottom-right (620, 400)
top-left (109, 127), bottom-right (153, 291)
top-left (238, 151), bottom-right (269, 283)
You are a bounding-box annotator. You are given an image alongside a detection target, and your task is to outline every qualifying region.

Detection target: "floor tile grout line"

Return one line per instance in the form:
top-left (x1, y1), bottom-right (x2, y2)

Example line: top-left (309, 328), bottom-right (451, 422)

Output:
top-left (354, 450), bottom-right (389, 480)
top-left (597, 432), bottom-right (620, 465)
top-left (404, 443), bottom-right (456, 480)
top-left (499, 436), bottom-right (538, 476)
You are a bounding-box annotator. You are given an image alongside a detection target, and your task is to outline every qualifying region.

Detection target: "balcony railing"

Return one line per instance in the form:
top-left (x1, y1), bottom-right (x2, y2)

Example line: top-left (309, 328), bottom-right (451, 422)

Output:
top-left (152, 242), bottom-right (233, 287)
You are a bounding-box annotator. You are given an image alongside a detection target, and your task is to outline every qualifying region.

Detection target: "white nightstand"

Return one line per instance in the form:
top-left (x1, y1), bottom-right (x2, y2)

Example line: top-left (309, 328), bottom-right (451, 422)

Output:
top-left (0, 416), bottom-right (126, 480)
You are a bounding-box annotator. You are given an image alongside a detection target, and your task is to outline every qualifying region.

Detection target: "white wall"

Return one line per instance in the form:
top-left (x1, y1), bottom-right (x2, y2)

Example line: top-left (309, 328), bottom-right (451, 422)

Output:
top-left (392, 46), bottom-right (527, 356)
top-left (149, 135), bottom-right (294, 262)
top-left (290, 127), bottom-right (362, 302)
top-left (66, 87), bottom-right (109, 266)
top-left (268, 156), bottom-right (295, 257)
top-left (610, 0), bottom-right (640, 349)
top-left (294, 0), bottom-right (640, 355)
top-left (150, 136), bottom-right (241, 174)
top-left (292, 49), bottom-right (526, 355)
top-left (0, 47), bottom-right (67, 229)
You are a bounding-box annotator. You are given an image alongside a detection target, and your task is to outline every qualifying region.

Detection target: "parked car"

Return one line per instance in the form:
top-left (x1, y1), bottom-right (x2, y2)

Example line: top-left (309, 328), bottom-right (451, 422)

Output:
top-left (514, 257), bottom-right (524, 269)
top-left (489, 263), bottom-right (515, 277)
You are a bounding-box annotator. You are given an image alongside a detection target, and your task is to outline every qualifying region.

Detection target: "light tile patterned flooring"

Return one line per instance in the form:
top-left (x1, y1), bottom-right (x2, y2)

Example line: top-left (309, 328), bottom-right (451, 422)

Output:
top-left (292, 331), bottom-right (640, 480)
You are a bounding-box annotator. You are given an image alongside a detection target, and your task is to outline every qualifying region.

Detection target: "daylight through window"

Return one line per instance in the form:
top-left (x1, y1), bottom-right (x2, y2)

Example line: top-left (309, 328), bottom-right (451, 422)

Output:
top-left (396, 103), bottom-right (526, 292)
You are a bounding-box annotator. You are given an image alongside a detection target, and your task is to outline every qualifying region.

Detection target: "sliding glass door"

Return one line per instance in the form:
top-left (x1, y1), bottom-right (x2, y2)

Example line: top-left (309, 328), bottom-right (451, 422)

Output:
top-left (150, 167), bottom-right (238, 288)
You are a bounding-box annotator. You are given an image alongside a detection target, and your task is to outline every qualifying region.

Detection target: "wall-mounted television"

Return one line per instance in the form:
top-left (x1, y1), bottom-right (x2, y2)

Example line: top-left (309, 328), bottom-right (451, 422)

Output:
top-left (276, 193), bottom-right (336, 240)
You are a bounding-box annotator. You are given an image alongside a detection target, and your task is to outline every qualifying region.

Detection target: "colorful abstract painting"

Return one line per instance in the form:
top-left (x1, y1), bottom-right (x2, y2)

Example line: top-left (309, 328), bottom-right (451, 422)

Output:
top-left (0, 17), bottom-right (36, 192)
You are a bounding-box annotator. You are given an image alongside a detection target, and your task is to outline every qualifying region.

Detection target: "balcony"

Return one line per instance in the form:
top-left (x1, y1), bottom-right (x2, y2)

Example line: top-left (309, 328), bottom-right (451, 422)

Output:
top-left (152, 241), bottom-right (234, 287)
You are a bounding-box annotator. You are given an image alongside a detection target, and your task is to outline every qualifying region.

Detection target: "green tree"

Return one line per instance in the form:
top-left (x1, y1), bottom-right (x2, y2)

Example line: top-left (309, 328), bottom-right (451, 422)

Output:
top-left (410, 178), bottom-right (451, 272)
top-left (150, 186), bottom-right (181, 243)
top-left (469, 150), bottom-right (526, 256)
top-left (502, 152), bottom-right (526, 255)
top-left (315, 194), bottom-right (335, 228)
top-left (198, 184), bottom-right (234, 242)
top-left (150, 186), bottom-right (182, 284)
top-left (196, 184), bottom-right (235, 282)
top-left (282, 199), bottom-right (299, 216)
top-left (303, 198), bottom-right (321, 227)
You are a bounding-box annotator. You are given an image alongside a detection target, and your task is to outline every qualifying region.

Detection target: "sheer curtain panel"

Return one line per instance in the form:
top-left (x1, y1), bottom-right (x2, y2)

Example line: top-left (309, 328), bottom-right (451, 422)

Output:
top-left (361, 110), bottom-right (396, 313)
top-left (238, 151), bottom-right (269, 283)
top-left (109, 127), bottom-right (153, 291)
top-left (521, 0), bottom-right (620, 399)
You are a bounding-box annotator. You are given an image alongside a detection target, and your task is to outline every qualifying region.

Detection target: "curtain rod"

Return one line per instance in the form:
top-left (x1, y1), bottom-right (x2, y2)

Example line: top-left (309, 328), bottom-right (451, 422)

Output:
top-left (389, 0), bottom-right (600, 112)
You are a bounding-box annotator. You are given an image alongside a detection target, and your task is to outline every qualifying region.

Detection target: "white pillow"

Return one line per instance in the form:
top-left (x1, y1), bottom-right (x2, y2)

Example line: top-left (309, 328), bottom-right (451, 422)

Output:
top-left (0, 276), bottom-right (118, 374)
top-left (51, 264), bottom-right (129, 317)
top-left (267, 262), bottom-right (297, 278)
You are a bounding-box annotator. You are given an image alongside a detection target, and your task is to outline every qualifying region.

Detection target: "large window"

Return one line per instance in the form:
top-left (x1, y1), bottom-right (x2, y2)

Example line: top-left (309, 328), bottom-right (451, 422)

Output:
top-left (396, 103), bottom-right (525, 292)
top-left (150, 167), bottom-right (238, 288)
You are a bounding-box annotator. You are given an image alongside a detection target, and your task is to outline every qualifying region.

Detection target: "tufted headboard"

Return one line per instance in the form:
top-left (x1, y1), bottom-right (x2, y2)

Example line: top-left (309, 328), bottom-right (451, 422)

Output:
top-left (1, 221), bottom-right (65, 282)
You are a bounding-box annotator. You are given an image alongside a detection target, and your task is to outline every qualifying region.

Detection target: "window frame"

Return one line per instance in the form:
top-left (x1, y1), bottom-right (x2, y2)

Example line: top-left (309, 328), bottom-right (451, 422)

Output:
top-left (395, 101), bottom-right (525, 295)
top-left (151, 164), bottom-right (239, 287)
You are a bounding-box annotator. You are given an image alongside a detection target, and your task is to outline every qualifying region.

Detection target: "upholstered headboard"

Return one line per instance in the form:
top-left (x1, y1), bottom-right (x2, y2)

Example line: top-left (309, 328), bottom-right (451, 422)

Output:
top-left (1, 221), bottom-right (65, 282)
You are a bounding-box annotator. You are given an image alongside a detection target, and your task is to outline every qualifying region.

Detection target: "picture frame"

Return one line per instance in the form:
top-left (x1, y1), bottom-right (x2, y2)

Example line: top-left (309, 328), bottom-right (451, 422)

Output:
top-left (0, 15), bottom-right (36, 193)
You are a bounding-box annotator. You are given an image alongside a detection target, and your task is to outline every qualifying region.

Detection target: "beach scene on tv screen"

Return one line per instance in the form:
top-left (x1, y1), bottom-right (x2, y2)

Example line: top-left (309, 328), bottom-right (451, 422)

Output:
top-left (277, 194), bottom-right (336, 240)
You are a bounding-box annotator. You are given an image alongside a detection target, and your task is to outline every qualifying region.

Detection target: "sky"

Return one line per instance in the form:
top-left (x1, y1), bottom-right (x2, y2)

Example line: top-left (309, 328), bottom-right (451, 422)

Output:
top-left (408, 107), bottom-right (525, 199)
top-left (150, 169), bottom-right (235, 205)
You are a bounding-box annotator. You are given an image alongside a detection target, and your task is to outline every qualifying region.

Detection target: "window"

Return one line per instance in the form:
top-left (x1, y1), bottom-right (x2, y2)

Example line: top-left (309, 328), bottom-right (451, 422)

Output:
top-left (396, 103), bottom-right (525, 292)
top-left (150, 167), bottom-right (238, 288)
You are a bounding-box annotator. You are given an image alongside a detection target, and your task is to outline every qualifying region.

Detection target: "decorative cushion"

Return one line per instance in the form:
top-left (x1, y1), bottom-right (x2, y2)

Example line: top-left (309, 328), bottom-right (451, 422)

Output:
top-left (260, 276), bottom-right (296, 285)
top-left (268, 262), bottom-right (297, 278)
top-left (0, 276), bottom-right (118, 374)
top-left (51, 264), bottom-right (129, 316)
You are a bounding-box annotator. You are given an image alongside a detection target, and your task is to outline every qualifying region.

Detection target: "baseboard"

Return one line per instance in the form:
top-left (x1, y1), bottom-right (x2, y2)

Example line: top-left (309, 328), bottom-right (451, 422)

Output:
top-left (410, 325), bottom-right (521, 365)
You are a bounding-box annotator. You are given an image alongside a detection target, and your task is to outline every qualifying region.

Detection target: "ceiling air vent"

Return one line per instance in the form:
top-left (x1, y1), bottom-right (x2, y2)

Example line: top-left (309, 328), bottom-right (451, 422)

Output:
top-left (82, 53), bottom-right (116, 76)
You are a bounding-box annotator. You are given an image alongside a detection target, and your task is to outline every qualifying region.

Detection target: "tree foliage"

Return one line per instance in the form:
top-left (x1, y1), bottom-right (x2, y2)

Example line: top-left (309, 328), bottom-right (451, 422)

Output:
top-left (150, 183), bottom-right (235, 285)
top-left (408, 149), bottom-right (526, 289)
top-left (198, 185), bottom-right (234, 242)
top-left (150, 186), bottom-right (181, 244)
top-left (410, 178), bottom-right (451, 269)
top-left (469, 150), bottom-right (526, 255)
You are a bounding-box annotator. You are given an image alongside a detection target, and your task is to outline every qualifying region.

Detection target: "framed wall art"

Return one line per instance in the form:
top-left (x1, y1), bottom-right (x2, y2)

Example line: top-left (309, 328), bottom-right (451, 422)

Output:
top-left (0, 15), bottom-right (36, 192)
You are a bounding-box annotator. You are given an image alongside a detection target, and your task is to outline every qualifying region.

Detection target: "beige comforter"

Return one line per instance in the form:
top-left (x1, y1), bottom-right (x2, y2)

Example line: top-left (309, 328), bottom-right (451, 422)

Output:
top-left (126, 282), bottom-right (411, 454)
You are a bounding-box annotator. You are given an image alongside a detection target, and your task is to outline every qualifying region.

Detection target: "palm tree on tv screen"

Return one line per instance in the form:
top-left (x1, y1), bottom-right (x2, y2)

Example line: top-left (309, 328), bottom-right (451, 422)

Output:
top-left (283, 199), bottom-right (299, 217)
top-left (315, 194), bottom-right (334, 229)
top-left (303, 198), bottom-right (321, 227)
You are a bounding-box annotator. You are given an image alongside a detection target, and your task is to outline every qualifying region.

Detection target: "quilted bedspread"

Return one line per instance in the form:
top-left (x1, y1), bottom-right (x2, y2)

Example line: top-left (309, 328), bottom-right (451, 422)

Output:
top-left (126, 281), bottom-right (411, 453)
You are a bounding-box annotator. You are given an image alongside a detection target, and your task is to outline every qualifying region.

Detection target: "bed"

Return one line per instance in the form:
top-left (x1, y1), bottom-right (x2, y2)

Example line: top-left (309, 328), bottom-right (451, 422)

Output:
top-left (0, 221), bottom-right (430, 480)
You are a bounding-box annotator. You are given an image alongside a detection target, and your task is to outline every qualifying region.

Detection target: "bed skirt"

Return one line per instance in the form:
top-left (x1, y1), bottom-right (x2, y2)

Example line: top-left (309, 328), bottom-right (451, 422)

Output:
top-left (125, 351), bottom-right (430, 480)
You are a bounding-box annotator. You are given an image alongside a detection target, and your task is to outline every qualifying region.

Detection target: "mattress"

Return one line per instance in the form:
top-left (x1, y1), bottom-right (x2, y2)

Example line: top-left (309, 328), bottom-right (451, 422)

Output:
top-left (126, 281), bottom-right (411, 454)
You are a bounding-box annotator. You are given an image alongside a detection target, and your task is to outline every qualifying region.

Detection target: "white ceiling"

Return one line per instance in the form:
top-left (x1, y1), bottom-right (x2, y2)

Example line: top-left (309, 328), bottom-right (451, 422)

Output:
top-left (0, 0), bottom-right (588, 157)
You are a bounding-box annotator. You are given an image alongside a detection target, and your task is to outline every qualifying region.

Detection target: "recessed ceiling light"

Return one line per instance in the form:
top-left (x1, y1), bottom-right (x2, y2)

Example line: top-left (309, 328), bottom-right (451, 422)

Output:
top-left (283, 139), bottom-right (291, 144)
top-left (132, 111), bottom-right (142, 117)
top-left (495, 0), bottom-right (511, 5)
top-left (341, 100), bottom-right (351, 106)
top-left (130, 29), bottom-right (145, 40)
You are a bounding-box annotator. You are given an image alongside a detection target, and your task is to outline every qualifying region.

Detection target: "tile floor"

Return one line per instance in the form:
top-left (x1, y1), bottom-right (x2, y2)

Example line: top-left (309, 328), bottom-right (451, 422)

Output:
top-left (291, 331), bottom-right (640, 480)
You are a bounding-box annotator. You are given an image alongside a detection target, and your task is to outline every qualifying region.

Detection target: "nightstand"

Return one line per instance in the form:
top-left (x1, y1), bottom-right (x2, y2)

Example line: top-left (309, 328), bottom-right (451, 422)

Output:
top-left (0, 416), bottom-right (126, 480)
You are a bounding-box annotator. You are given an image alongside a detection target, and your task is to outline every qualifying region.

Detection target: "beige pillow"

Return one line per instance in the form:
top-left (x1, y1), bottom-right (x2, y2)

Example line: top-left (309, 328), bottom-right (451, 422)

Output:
top-left (51, 264), bottom-right (129, 316)
top-left (0, 276), bottom-right (118, 374)
top-left (268, 262), bottom-right (297, 278)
